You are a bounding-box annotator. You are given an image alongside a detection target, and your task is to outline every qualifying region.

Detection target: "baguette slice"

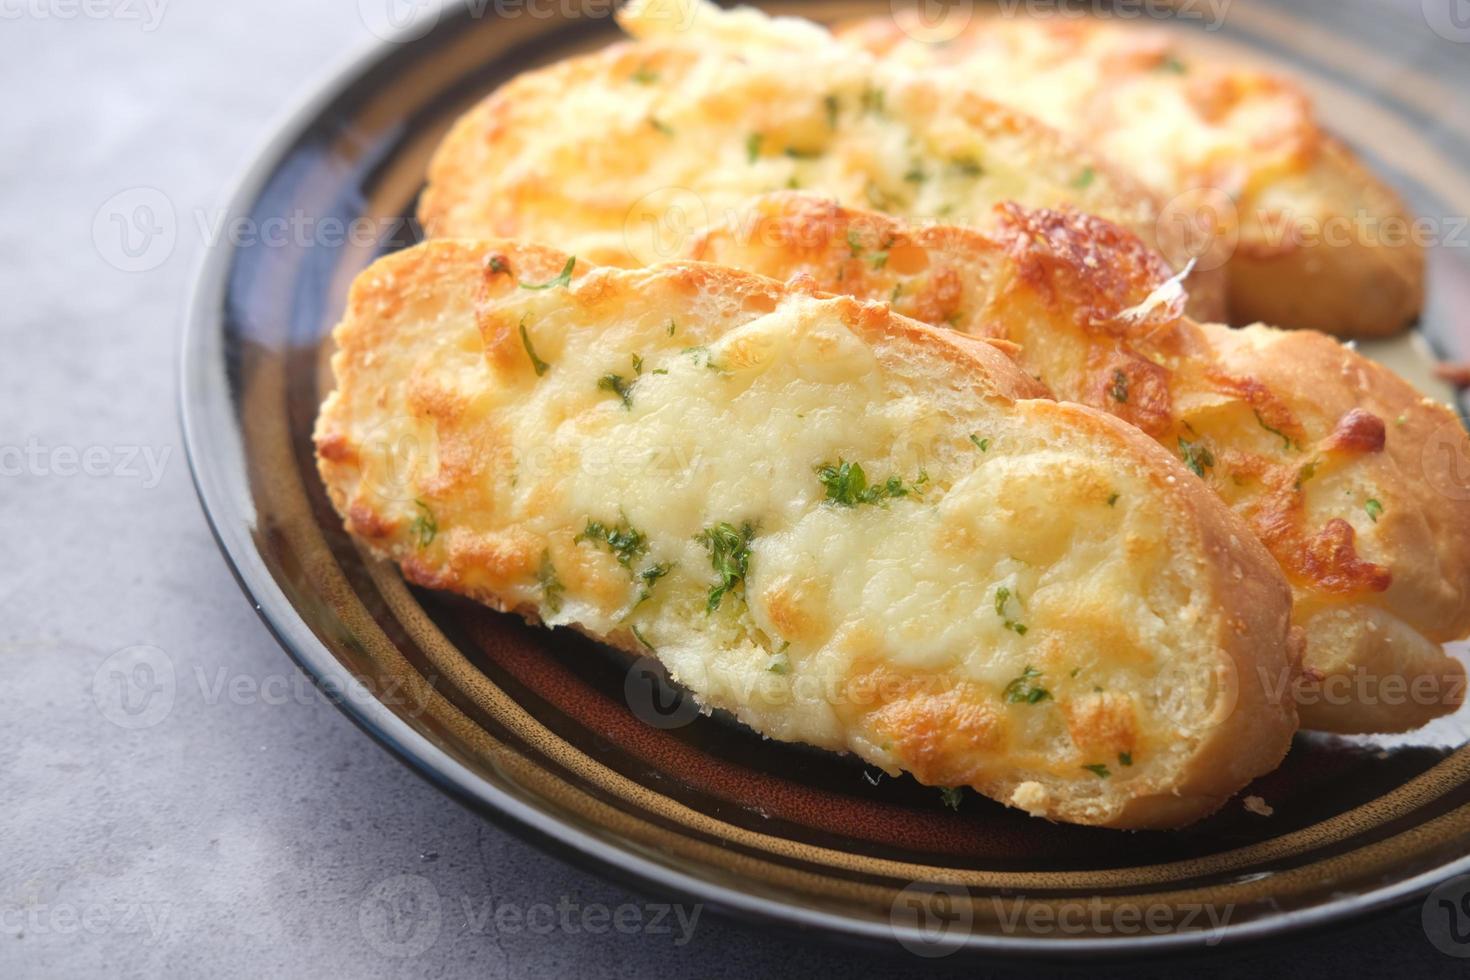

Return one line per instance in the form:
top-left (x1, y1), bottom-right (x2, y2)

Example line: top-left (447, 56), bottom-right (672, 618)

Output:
top-left (417, 0), bottom-right (1225, 320)
top-left (314, 239), bottom-right (1298, 828)
top-left (690, 191), bottom-right (1470, 732)
top-left (838, 9), bottom-right (1424, 337)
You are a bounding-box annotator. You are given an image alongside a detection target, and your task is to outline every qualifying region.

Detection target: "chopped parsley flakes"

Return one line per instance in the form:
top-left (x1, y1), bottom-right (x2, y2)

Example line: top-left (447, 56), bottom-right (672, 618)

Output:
top-left (598, 373), bottom-right (634, 408)
top-left (1254, 409), bottom-right (1297, 451)
top-left (519, 255), bottom-right (575, 291)
top-left (1109, 369), bottom-right (1129, 403)
top-left (746, 132), bottom-right (763, 164)
top-left (816, 459), bottom-right (927, 508)
top-left (1365, 498), bottom-right (1383, 523)
top-left (577, 516), bottom-right (648, 568)
top-left (823, 93), bottom-right (839, 129)
top-left (1178, 437), bottom-right (1215, 478)
top-left (537, 551), bottom-right (564, 614)
top-left (1072, 166), bottom-right (1096, 189)
top-left (518, 317), bottom-right (550, 376)
top-left (630, 64), bottom-right (659, 84)
top-left (409, 500), bottom-right (437, 548)
top-left (697, 521), bottom-right (755, 613)
top-left (970, 434), bottom-right (989, 452)
top-left (994, 586), bottom-right (1029, 636)
top-left (939, 786), bottom-right (964, 810)
top-left (1082, 763), bottom-right (1111, 778)
top-left (1003, 665), bottom-right (1050, 704)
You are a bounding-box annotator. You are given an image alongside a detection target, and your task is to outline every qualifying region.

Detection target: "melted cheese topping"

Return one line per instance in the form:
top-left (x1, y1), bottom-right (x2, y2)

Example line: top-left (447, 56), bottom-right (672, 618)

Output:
top-left (420, 4), bottom-right (1164, 269)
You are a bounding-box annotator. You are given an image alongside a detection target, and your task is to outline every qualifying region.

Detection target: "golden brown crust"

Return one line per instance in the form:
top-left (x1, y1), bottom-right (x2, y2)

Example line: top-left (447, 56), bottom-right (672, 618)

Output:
top-left (1228, 137), bottom-right (1426, 338)
top-left (837, 11), bottom-right (1425, 337)
top-left (692, 192), bottom-right (1469, 733)
top-left (316, 239), bottom-right (1298, 828)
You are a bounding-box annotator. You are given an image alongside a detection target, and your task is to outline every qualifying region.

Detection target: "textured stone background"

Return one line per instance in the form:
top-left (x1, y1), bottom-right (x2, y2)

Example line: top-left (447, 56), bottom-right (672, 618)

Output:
top-left (1, 0), bottom-right (1465, 976)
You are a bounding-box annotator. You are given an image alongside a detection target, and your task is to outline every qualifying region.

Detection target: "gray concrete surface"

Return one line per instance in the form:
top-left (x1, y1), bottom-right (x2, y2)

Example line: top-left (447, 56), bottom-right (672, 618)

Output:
top-left (0, 0), bottom-right (1464, 976)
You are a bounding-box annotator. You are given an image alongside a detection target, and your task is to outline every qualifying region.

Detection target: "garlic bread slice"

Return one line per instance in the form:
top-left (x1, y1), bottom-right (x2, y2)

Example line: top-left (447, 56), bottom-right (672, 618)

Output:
top-left (314, 240), bottom-right (1298, 828)
top-left (839, 9), bottom-right (1424, 337)
top-left (417, 0), bottom-right (1223, 319)
top-left (691, 192), bottom-right (1469, 732)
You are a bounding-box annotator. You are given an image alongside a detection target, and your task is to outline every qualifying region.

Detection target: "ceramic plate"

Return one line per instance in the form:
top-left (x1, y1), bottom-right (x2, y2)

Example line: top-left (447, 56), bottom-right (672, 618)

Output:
top-left (181, 0), bottom-right (1470, 957)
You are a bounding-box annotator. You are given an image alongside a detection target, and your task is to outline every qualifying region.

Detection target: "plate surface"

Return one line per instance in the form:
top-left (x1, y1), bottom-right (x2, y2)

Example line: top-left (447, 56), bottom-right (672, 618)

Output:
top-left (181, 0), bottom-right (1470, 956)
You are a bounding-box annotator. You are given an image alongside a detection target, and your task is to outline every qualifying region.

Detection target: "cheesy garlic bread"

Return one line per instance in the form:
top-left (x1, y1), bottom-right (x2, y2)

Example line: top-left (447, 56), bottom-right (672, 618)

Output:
top-left (838, 8), bottom-right (1424, 337)
top-left (690, 192), bottom-right (1470, 732)
top-left (417, 0), bottom-right (1226, 320)
top-left (313, 240), bottom-right (1299, 828)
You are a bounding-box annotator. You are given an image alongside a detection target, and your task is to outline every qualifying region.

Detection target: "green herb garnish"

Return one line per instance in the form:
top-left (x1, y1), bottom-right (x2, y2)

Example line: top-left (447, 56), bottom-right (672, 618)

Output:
top-left (598, 373), bottom-right (634, 408)
top-left (537, 551), bottom-right (564, 614)
top-left (1083, 763), bottom-right (1111, 778)
top-left (636, 562), bottom-right (672, 604)
top-left (1109, 369), bottom-right (1129, 403)
top-left (1179, 437), bottom-right (1215, 478)
top-left (697, 521), bottom-right (756, 612)
top-left (746, 132), bottom-right (763, 164)
top-left (846, 228), bottom-right (863, 257)
top-left (1253, 409), bottom-right (1296, 451)
top-left (409, 500), bottom-right (437, 548)
top-left (630, 64), bottom-right (659, 84)
top-left (1365, 498), bottom-right (1384, 523)
top-left (1072, 166), bottom-right (1096, 189)
top-left (816, 458), bottom-right (926, 508)
top-left (939, 786), bottom-right (964, 810)
top-left (518, 317), bottom-right (550, 376)
top-left (487, 255), bottom-right (509, 274)
top-left (1118, 752), bottom-right (1133, 767)
top-left (823, 93), bottom-right (840, 129)
top-left (649, 117), bottom-right (674, 137)
top-left (577, 517), bottom-right (649, 567)
top-left (519, 255), bottom-right (575, 291)
top-left (994, 586), bottom-right (1029, 636)
top-left (950, 156), bottom-right (984, 177)
top-left (631, 624), bottom-right (656, 651)
top-left (1107, 492), bottom-right (1120, 507)
top-left (970, 434), bottom-right (989, 452)
top-left (860, 85), bottom-right (886, 116)
top-left (1003, 665), bottom-right (1050, 704)
top-left (1159, 56), bottom-right (1187, 74)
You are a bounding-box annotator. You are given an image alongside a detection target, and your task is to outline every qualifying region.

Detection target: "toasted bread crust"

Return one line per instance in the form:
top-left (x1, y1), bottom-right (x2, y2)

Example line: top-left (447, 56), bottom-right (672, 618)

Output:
top-left (691, 192), bottom-right (1469, 733)
top-left (315, 239), bottom-right (1297, 828)
top-left (838, 10), bottom-right (1425, 337)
